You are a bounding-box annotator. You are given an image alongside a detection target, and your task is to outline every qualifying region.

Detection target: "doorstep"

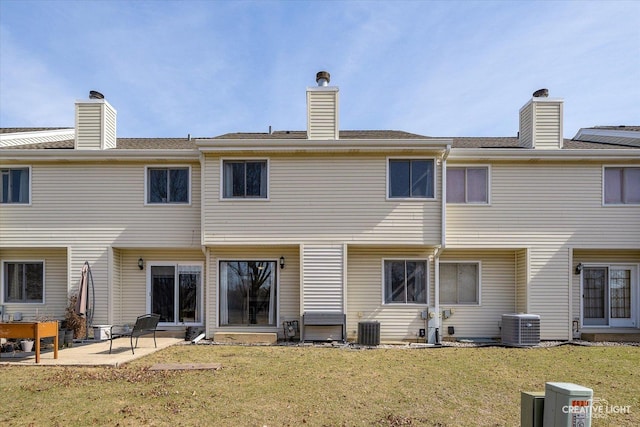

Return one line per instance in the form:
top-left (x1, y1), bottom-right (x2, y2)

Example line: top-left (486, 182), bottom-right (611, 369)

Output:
top-left (213, 332), bottom-right (277, 345)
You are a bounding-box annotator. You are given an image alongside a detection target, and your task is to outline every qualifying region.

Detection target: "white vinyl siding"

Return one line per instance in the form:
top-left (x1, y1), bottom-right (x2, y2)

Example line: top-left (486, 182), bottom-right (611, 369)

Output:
top-left (203, 154), bottom-right (442, 245)
top-left (302, 245), bottom-right (344, 312)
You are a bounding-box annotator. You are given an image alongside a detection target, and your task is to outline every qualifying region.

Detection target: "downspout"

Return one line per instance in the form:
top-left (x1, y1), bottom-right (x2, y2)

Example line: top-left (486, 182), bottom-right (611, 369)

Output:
top-left (433, 145), bottom-right (450, 345)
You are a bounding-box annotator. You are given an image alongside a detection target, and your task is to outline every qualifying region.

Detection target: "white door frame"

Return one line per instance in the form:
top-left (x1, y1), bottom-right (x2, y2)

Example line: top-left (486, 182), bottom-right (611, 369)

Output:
top-left (580, 264), bottom-right (638, 328)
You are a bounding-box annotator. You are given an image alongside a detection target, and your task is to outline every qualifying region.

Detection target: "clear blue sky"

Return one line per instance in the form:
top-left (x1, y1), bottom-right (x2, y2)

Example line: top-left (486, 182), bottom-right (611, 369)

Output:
top-left (1, 0), bottom-right (639, 138)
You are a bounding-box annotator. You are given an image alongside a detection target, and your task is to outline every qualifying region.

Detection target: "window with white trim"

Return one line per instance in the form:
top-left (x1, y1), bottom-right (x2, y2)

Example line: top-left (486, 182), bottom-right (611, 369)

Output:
top-left (2, 261), bottom-right (44, 303)
top-left (223, 160), bottom-right (268, 199)
top-left (384, 260), bottom-right (428, 304)
top-left (439, 262), bottom-right (480, 305)
top-left (604, 167), bottom-right (640, 205)
top-left (1, 167), bottom-right (30, 204)
top-left (147, 167), bottom-right (190, 204)
top-left (388, 159), bottom-right (435, 199)
top-left (447, 167), bottom-right (488, 203)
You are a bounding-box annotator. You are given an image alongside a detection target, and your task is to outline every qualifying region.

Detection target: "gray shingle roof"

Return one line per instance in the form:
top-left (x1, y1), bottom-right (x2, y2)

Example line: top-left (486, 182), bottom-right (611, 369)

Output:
top-left (210, 130), bottom-right (430, 140)
top-left (2, 130), bottom-right (638, 150)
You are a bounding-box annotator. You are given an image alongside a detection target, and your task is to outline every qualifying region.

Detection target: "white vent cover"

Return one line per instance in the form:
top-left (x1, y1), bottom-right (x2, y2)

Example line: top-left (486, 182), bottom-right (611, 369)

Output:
top-left (501, 314), bottom-right (540, 347)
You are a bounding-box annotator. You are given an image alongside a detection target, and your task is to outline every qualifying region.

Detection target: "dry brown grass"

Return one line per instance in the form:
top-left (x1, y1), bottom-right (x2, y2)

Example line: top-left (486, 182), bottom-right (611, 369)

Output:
top-left (0, 344), bottom-right (638, 426)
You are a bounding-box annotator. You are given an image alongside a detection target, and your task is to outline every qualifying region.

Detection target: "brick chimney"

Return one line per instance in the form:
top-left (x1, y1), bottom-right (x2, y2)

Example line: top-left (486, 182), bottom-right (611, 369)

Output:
top-left (519, 89), bottom-right (563, 149)
top-left (307, 71), bottom-right (339, 140)
top-left (75, 90), bottom-right (117, 150)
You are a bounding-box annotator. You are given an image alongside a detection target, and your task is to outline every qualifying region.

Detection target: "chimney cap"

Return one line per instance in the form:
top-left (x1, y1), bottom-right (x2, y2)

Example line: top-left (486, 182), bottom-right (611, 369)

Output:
top-left (316, 71), bottom-right (330, 86)
top-left (89, 90), bottom-right (104, 100)
top-left (532, 88), bottom-right (549, 98)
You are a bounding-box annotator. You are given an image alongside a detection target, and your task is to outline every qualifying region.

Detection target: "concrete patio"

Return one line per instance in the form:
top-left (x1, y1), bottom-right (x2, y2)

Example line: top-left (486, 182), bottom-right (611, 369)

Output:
top-left (0, 336), bottom-right (183, 367)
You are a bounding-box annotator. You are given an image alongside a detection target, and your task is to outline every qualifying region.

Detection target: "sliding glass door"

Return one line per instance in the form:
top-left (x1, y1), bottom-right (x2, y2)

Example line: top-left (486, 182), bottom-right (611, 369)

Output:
top-left (149, 263), bottom-right (202, 325)
top-left (219, 261), bottom-right (276, 326)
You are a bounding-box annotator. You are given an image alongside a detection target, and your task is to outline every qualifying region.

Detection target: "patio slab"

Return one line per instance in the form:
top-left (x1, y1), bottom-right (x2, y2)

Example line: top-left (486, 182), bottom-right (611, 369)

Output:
top-left (0, 336), bottom-right (183, 367)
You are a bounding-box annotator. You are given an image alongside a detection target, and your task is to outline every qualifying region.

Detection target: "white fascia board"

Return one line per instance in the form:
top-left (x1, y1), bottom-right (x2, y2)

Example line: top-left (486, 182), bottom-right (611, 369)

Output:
top-left (0, 128), bottom-right (75, 142)
top-left (0, 149), bottom-right (199, 162)
top-left (573, 128), bottom-right (640, 140)
top-left (448, 148), bottom-right (640, 161)
top-left (196, 138), bottom-right (453, 153)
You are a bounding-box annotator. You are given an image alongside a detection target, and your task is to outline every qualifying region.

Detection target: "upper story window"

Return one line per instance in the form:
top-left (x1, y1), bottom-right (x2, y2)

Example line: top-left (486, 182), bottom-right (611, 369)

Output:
top-left (383, 259), bottom-right (428, 304)
top-left (388, 159), bottom-right (435, 199)
top-left (447, 167), bottom-right (489, 204)
top-left (223, 160), bottom-right (268, 199)
top-left (1, 167), bottom-right (30, 204)
top-left (439, 262), bottom-right (480, 305)
top-left (2, 261), bottom-right (44, 303)
top-left (604, 167), bottom-right (640, 205)
top-left (146, 167), bottom-right (190, 204)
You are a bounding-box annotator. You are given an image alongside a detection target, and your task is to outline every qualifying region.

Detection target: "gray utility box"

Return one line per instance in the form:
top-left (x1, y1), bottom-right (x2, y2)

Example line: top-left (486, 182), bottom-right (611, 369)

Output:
top-left (543, 382), bottom-right (592, 427)
top-left (521, 391), bottom-right (545, 427)
top-left (357, 321), bottom-right (380, 346)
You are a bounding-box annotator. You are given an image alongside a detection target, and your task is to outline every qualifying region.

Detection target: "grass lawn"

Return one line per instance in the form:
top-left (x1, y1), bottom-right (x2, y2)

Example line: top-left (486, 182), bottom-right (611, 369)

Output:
top-left (0, 344), bottom-right (638, 426)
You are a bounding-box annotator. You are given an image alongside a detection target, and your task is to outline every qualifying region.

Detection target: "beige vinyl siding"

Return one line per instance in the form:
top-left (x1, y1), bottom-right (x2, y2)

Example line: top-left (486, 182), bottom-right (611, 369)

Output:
top-left (203, 154), bottom-right (442, 245)
top-left (206, 246), bottom-right (300, 339)
top-left (117, 249), bottom-right (204, 325)
top-left (515, 249), bottom-right (529, 313)
top-left (302, 244), bottom-right (344, 312)
top-left (104, 104), bottom-right (117, 149)
top-left (534, 102), bottom-right (562, 149)
top-left (446, 162), bottom-right (639, 248)
top-left (0, 161), bottom-right (201, 324)
top-left (75, 102), bottom-right (103, 150)
top-left (519, 103), bottom-right (533, 148)
top-left (439, 249), bottom-right (516, 339)
top-left (0, 247), bottom-right (68, 320)
top-left (571, 249), bottom-right (640, 326)
top-left (346, 247), bottom-right (434, 342)
top-left (447, 161), bottom-right (640, 339)
top-left (307, 89), bottom-right (338, 140)
top-left (0, 162), bottom-right (200, 246)
top-left (111, 248), bottom-right (122, 323)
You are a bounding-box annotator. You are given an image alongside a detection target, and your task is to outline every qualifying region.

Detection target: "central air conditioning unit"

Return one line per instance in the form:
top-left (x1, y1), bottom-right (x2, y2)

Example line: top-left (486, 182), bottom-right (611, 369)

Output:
top-left (502, 314), bottom-right (540, 347)
top-left (357, 321), bottom-right (380, 346)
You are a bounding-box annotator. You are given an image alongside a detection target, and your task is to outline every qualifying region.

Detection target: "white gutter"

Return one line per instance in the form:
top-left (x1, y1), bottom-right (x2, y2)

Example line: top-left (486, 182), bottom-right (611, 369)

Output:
top-left (433, 246), bottom-right (444, 344)
top-left (449, 148), bottom-right (640, 161)
top-left (196, 138), bottom-right (453, 153)
top-left (441, 145), bottom-right (451, 249)
top-left (0, 149), bottom-right (200, 162)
